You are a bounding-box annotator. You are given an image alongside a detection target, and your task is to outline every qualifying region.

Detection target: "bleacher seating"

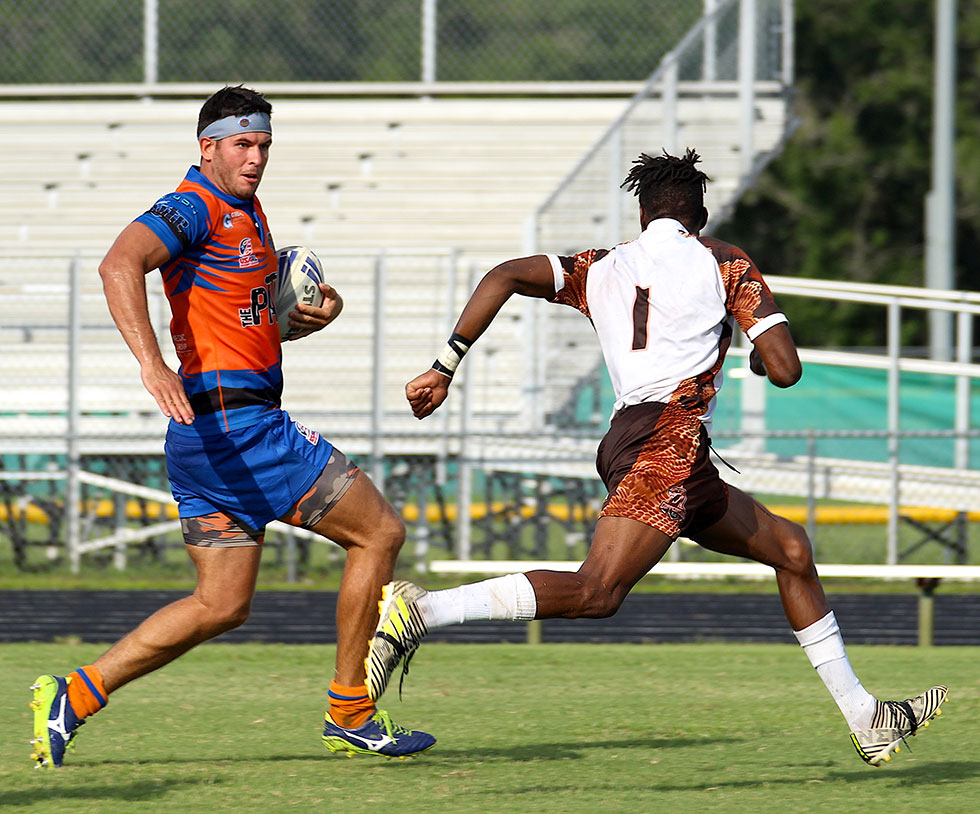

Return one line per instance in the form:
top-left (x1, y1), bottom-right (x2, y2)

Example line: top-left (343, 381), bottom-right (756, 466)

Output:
top-left (0, 91), bottom-right (790, 441)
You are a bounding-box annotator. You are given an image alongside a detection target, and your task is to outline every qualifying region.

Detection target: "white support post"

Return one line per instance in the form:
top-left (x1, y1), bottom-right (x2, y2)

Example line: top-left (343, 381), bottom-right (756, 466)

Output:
top-left (524, 299), bottom-right (544, 432)
top-left (143, 0), bottom-right (158, 86)
top-left (703, 0), bottom-right (719, 81)
top-left (661, 52), bottom-right (679, 156)
top-left (522, 212), bottom-right (538, 257)
top-left (887, 300), bottom-right (901, 565)
top-left (437, 251), bottom-right (459, 490)
top-left (607, 126), bottom-right (624, 247)
top-left (67, 256), bottom-right (82, 573)
top-left (113, 492), bottom-right (127, 571)
top-left (455, 265), bottom-right (478, 561)
top-left (781, 0), bottom-right (795, 86)
top-left (421, 0), bottom-right (437, 85)
top-left (806, 429), bottom-right (818, 554)
top-left (287, 530), bottom-right (298, 583)
top-left (371, 252), bottom-right (387, 492)
top-left (520, 215), bottom-right (546, 431)
top-left (737, 0), bottom-right (757, 178)
top-left (955, 309), bottom-right (972, 470)
top-left (926, 0), bottom-right (957, 361)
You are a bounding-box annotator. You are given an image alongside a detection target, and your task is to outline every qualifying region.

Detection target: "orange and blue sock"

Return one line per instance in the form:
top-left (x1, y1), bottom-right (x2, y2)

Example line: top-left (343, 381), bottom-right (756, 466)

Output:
top-left (328, 681), bottom-right (375, 730)
top-left (66, 665), bottom-right (107, 719)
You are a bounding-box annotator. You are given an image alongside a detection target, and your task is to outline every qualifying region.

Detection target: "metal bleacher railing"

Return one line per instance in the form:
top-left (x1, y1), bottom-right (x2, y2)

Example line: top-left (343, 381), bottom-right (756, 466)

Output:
top-left (2, 250), bottom-right (980, 582)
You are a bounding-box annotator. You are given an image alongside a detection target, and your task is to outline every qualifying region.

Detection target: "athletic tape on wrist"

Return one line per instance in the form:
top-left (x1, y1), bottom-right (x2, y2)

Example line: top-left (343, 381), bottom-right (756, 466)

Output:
top-left (431, 333), bottom-right (472, 378)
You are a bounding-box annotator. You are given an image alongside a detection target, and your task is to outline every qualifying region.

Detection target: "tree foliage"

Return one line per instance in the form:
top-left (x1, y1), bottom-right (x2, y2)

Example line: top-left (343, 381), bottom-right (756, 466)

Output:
top-left (0, 0), bottom-right (697, 84)
top-left (715, 0), bottom-right (980, 348)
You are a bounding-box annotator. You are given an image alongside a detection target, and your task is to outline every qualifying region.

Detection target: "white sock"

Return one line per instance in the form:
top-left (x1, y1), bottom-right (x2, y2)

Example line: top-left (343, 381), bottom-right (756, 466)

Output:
top-left (794, 611), bottom-right (876, 732)
top-left (416, 573), bottom-right (537, 629)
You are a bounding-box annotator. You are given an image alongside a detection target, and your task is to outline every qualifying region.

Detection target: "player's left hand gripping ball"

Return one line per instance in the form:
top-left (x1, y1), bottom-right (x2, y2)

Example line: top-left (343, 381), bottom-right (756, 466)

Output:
top-left (288, 282), bottom-right (342, 340)
top-left (275, 245), bottom-right (342, 340)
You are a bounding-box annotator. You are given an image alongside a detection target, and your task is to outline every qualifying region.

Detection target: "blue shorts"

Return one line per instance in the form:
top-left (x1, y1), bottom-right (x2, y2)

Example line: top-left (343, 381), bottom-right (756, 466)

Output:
top-left (165, 409), bottom-right (334, 529)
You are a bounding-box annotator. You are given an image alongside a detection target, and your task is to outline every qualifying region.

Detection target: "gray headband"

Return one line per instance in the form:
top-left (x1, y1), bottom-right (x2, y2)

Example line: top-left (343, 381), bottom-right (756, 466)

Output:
top-left (199, 112), bottom-right (272, 141)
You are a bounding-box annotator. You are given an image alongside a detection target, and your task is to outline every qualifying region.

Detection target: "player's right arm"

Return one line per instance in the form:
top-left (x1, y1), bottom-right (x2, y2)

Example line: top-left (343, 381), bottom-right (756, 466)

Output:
top-left (99, 222), bottom-right (195, 425)
top-left (406, 255), bottom-right (558, 419)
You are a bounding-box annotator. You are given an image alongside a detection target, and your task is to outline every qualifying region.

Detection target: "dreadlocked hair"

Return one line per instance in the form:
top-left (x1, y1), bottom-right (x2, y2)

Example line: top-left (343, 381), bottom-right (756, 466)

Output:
top-left (620, 148), bottom-right (710, 228)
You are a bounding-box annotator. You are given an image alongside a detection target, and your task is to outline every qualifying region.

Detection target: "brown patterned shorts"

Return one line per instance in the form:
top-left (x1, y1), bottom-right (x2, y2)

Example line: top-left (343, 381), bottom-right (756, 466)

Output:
top-left (182, 448), bottom-right (360, 547)
top-left (596, 402), bottom-right (729, 539)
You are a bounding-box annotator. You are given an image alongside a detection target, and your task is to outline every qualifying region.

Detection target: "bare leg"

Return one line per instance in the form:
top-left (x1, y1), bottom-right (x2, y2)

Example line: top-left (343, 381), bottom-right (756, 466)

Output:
top-left (527, 515), bottom-right (673, 618)
top-left (299, 473), bottom-right (403, 687)
top-left (95, 544), bottom-right (262, 693)
top-left (691, 485), bottom-right (829, 630)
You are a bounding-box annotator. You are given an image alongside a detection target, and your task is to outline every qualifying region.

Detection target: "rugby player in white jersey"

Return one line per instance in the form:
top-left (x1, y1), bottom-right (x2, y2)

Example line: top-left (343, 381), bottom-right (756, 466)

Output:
top-left (368, 149), bottom-right (947, 767)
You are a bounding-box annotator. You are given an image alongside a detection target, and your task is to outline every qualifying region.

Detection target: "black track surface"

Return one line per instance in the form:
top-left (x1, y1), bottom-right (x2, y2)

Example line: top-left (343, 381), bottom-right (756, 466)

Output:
top-left (2, 590), bottom-right (979, 645)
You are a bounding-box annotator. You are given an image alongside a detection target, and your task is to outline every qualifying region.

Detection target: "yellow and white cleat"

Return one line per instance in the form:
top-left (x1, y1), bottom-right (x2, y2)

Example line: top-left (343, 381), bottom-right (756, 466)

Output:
top-left (364, 581), bottom-right (429, 701)
top-left (850, 685), bottom-right (948, 766)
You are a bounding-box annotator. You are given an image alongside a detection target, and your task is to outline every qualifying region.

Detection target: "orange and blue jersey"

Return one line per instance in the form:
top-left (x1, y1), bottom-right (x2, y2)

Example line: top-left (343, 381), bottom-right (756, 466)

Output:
top-left (139, 166), bottom-right (335, 526)
top-left (136, 165), bottom-right (283, 435)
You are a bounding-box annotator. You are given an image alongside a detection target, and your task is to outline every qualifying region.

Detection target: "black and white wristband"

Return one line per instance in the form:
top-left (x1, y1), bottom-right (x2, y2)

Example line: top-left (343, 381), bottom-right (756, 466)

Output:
top-left (431, 332), bottom-right (472, 379)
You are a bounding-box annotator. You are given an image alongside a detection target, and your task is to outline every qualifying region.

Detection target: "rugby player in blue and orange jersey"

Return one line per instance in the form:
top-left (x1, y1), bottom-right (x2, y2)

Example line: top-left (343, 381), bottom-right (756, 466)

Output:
top-left (29, 85), bottom-right (433, 767)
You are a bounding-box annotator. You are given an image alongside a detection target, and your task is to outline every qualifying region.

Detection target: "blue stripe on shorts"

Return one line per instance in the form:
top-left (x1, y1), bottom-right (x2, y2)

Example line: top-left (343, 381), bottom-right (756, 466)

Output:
top-left (165, 408), bottom-right (334, 529)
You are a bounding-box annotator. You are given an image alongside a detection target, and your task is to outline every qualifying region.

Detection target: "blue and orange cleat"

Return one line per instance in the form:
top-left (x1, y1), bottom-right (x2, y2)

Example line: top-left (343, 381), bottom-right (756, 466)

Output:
top-left (322, 709), bottom-right (435, 759)
top-left (29, 674), bottom-right (85, 769)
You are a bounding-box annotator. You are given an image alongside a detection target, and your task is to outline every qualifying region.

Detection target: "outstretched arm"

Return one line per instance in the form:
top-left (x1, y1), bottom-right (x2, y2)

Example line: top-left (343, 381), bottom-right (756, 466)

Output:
top-left (406, 255), bottom-right (557, 419)
top-left (748, 323), bottom-right (802, 387)
top-left (99, 222), bottom-right (195, 425)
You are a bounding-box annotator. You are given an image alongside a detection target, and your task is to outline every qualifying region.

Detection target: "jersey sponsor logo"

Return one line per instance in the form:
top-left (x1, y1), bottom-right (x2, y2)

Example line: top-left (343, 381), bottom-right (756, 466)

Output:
top-left (238, 272), bottom-right (279, 328)
top-left (293, 420), bottom-right (320, 446)
top-left (222, 211), bottom-right (244, 230)
top-left (239, 237), bottom-right (259, 268)
top-left (147, 201), bottom-right (191, 245)
top-left (659, 485), bottom-right (687, 523)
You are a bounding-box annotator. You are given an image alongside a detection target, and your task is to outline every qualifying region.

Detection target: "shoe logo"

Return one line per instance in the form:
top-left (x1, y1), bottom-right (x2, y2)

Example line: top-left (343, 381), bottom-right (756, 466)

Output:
top-left (49, 694), bottom-right (70, 739)
top-left (344, 730), bottom-right (393, 752)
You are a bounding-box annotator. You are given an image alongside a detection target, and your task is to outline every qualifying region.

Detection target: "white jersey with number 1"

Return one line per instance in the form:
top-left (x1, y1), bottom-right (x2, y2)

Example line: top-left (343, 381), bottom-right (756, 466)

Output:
top-left (546, 217), bottom-right (787, 426)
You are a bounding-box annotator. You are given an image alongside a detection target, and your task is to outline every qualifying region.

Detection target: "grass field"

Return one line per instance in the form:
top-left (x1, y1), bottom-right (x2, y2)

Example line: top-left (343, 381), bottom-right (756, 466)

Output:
top-left (1, 642), bottom-right (976, 813)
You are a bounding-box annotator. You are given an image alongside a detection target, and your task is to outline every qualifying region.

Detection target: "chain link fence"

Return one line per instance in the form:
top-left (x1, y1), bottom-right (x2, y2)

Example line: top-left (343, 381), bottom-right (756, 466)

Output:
top-left (0, 0), bottom-right (768, 85)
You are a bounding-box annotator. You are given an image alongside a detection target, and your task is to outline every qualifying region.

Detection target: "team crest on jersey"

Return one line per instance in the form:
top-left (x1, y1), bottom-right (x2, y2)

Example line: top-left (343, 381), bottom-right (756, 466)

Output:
top-left (659, 485), bottom-right (688, 523)
top-left (239, 237), bottom-right (259, 268)
top-left (293, 420), bottom-right (320, 446)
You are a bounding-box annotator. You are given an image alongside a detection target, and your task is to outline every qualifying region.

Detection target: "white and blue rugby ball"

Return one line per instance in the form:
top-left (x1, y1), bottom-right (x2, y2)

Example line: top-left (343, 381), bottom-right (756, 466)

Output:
top-left (275, 245), bottom-right (325, 340)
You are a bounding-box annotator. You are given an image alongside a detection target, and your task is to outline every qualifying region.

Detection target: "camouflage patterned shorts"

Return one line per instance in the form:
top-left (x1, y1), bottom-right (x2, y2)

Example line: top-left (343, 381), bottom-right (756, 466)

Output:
top-left (181, 449), bottom-right (360, 547)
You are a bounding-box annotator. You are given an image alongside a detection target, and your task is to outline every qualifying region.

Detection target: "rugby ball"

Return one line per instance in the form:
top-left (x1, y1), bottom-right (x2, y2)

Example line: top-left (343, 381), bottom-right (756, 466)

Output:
top-left (275, 245), bottom-right (325, 340)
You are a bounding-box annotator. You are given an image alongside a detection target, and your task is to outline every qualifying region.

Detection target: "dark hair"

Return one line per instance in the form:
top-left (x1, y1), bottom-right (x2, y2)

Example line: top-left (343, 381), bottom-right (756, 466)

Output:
top-left (196, 85), bottom-right (272, 137)
top-left (620, 148), bottom-right (710, 228)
